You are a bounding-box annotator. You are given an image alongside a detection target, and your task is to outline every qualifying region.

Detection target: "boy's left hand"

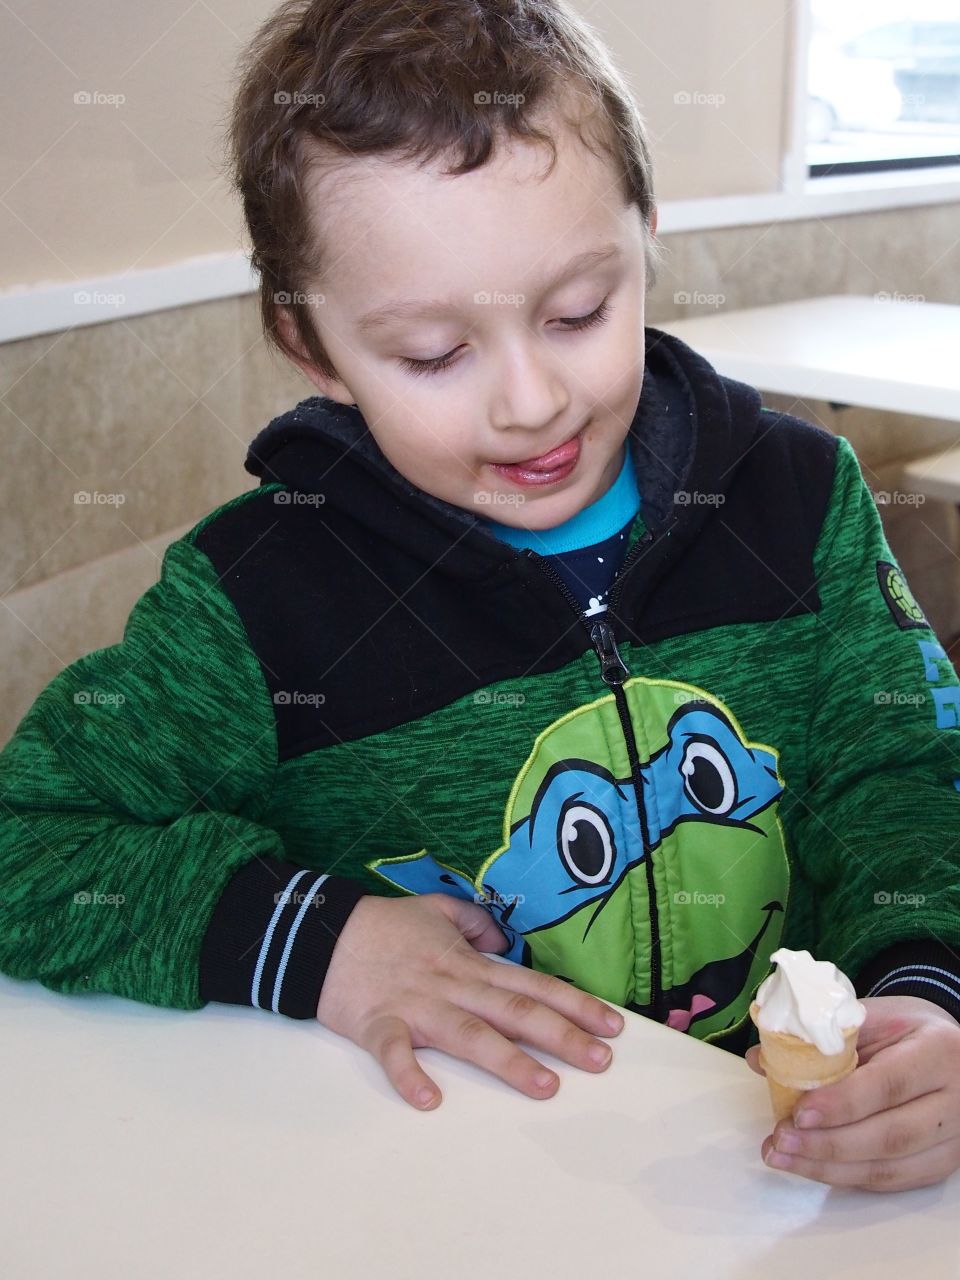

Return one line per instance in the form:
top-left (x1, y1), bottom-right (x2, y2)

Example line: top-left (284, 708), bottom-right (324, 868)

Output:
top-left (746, 995), bottom-right (960, 1192)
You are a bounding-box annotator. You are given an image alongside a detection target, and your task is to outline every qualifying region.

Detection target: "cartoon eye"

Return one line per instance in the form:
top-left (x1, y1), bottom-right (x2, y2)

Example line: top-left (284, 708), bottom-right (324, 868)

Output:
top-left (557, 802), bottom-right (616, 885)
top-left (680, 739), bottom-right (737, 816)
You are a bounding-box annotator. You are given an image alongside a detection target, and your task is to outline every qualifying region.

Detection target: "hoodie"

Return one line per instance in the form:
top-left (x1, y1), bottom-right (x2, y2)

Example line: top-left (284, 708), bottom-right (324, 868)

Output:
top-left (1, 328), bottom-right (958, 1054)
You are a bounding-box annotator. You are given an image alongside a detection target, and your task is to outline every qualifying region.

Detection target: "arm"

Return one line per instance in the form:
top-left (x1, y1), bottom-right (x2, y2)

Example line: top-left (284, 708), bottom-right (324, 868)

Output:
top-left (748, 438), bottom-right (960, 1192)
top-left (783, 435), bottom-right (960, 1018)
top-left (0, 531), bottom-right (366, 1019)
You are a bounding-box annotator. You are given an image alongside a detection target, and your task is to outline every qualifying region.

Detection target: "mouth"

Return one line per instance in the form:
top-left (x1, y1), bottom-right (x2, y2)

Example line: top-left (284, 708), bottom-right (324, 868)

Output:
top-left (489, 425), bottom-right (585, 488)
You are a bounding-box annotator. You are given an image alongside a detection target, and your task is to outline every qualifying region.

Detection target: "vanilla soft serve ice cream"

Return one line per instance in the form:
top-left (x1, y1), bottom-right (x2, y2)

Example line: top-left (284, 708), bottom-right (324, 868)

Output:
top-left (753, 947), bottom-right (866, 1055)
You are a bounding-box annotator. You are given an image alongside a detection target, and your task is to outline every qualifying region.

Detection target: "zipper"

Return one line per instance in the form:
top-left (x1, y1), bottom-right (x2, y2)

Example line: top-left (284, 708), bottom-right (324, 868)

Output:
top-left (523, 523), bottom-right (667, 1021)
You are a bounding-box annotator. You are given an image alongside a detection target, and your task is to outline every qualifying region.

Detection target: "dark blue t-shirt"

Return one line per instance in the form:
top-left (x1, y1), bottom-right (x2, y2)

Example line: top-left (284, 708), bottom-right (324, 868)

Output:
top-left (478, 444), bottom-right (640, 616)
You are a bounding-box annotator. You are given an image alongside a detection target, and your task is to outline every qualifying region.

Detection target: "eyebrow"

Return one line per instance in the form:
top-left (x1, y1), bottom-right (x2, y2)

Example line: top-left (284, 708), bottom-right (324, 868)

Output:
top-left (354, 242), bottom-right (623, 334)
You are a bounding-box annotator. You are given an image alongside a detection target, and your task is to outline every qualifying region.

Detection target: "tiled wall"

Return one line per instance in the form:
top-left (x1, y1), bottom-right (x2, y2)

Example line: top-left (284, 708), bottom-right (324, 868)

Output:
top-left (1, 202), bottom-right (958, 744)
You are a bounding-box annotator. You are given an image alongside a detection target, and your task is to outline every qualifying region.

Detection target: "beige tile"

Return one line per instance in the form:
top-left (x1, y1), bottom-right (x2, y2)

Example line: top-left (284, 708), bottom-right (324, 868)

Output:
top-left (832, 203), bottom-right (960, 304)
top-left (0, 296), bottom-right (258, 594)
top-left (679, 219), bottom-right (850, 313)
top-left (0, 521), bottom-right (194, 748)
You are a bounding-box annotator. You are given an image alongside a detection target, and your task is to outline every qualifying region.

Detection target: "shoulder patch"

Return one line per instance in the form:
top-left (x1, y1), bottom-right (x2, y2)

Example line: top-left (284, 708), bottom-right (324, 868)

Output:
top-left (876, 559), bottom-right (929, 630)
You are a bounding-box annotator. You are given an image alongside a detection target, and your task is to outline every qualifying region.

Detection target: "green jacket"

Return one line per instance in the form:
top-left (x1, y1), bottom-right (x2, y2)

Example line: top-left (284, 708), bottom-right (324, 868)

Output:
top-left (2, 330), bottom-right (959, 1053)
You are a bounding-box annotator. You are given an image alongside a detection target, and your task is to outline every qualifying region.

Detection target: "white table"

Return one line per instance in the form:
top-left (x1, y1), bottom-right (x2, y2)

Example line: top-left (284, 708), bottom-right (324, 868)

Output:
top-left (658, 295), bottom-right (960, 422)
top-left (3, 963), bottom-right (959, 1280)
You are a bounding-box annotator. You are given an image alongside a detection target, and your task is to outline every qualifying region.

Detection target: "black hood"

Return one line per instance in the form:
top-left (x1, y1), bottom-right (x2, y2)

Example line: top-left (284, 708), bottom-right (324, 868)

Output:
top-left (242, 328), bottom-right (762, 576)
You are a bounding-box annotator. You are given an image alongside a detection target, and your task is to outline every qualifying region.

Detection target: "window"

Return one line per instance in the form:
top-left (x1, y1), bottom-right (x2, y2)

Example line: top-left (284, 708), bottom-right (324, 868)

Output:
top-left (807, 2), bottom-right (960, 176)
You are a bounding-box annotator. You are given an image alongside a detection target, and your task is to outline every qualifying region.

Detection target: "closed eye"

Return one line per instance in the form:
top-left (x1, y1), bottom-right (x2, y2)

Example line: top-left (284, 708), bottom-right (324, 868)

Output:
top-left (399, 296), bottom-right (613, 377)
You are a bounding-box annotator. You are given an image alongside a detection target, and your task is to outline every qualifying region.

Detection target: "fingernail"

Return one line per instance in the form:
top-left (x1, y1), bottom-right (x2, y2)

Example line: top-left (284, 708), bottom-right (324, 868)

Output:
top-left (605, 1012), bottom-right (624, 1033)
top-left (588, 1043), bottom-right (612, 1066)
top-left (766, 1150), bottom-right (793, 1170)
top-left (417, 1087), bottom-right (437, 1107)
top-left (535, 1070), bottom-right (557, 1089)
top-left (776, 1129), bottom-right (802, 1154)
top-left (795, 1109), bottom-right (822, 1129)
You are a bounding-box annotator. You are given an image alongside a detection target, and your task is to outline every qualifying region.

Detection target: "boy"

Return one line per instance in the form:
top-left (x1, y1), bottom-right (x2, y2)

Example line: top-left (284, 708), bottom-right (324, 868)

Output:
top-left (2, 0), bottom-right (960, 1192)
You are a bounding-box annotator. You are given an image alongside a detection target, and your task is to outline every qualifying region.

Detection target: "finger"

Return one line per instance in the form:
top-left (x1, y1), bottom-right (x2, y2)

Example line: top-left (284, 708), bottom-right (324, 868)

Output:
top-left (478, 953), bottom-right (625, 1039)
top-left (421, 1000), bottom-right (565, 1099)
top-left (745, 1045), bottom-right (764, 1076)
top-left (761, 1133), bottom-right (960, 1192)
top-left (790, 1037), bottom-right (931, 1130)
top-left (767, 1088), bottom-right (955, 1165)
top-left (363, 1013), bottom-right (444, 1111)
top-left (430, 893), bottom-right (509, 955)
top-left (455, 975), bottom-right (618, 1076)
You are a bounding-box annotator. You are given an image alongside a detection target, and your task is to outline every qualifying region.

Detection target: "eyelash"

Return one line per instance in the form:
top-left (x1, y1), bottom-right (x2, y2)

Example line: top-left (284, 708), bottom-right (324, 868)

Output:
top-left (398, 296), bottom-right (613, 377)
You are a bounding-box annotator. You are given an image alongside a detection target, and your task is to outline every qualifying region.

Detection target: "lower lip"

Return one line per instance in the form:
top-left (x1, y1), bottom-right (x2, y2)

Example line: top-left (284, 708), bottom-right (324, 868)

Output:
top-left (490, 430), bottom-right (583, 487)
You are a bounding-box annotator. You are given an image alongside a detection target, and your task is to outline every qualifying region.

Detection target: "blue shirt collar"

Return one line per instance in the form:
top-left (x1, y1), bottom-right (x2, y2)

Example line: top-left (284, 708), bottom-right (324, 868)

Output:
top-left (479, 442), bottom-right (639, 554)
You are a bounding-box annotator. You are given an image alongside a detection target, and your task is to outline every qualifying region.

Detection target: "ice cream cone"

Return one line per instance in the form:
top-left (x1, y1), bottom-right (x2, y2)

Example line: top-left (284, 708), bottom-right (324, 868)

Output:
top-left (749, 1000), bottom-right (859, 1122)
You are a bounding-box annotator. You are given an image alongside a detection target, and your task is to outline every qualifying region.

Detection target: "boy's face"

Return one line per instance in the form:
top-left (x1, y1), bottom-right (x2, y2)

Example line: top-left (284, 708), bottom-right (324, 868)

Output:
top-left (285, 110), bottom-right (653, 530)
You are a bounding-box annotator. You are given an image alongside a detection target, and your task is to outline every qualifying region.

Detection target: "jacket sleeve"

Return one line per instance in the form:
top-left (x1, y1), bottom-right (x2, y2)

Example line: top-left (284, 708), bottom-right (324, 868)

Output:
top-left (785, 435), bottom-right (960, 1022)
top-left (0, 531), bottom-right (366, 1020)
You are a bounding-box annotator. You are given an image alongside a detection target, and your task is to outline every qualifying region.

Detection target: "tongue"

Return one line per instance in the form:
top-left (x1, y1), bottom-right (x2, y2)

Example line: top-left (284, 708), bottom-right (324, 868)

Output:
top-left (509, 438), bottom-right (577, 471)
top-left (666, 994), bottom-right (717, 1033)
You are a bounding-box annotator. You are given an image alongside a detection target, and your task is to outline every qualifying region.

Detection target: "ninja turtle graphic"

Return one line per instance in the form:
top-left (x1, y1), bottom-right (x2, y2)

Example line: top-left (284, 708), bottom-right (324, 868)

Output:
top-left (369, 678), bottom-right (789, 1042)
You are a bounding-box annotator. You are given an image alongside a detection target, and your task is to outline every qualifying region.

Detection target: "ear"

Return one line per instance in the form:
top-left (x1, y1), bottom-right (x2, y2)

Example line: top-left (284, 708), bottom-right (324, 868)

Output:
top-left (274, 305), bottom-right (356, 407)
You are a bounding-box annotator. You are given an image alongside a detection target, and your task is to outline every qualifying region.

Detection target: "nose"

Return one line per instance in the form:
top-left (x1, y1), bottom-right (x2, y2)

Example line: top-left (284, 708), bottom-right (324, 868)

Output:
top-left (488, 337), bottom-right (570, 437)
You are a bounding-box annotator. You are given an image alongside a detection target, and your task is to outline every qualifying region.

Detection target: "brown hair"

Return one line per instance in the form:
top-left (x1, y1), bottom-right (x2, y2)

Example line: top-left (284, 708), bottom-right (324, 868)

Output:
top-left (225, 0), bottom-right (659, 379)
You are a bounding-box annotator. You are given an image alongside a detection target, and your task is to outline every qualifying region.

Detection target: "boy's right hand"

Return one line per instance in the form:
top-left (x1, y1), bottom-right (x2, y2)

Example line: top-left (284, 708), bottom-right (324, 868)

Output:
top-left (315, 893), bottom-right (625, 1110)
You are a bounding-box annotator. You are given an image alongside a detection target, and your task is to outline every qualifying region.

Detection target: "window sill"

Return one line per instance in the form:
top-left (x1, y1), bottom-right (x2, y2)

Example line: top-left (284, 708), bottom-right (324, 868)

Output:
top-left (658, 165), bottom-right (960, 233)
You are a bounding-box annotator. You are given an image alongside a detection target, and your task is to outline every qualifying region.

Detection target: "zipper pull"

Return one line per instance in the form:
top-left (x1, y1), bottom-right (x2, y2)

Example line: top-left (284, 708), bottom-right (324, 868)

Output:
top-left (589, 617), bottom-right (630, 686)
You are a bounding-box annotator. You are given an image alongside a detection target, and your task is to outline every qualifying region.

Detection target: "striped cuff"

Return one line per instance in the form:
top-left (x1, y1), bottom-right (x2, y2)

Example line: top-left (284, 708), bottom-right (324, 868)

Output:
top-left (198, 858), bottom-right (368, 1019)
top-left (854, 940), bottom-right (960, 1025)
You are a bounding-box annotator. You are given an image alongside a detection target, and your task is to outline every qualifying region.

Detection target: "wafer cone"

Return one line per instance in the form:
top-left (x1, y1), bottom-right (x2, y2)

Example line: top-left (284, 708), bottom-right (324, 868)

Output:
top-left (749, 1000), bottom-right (859, 1122)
